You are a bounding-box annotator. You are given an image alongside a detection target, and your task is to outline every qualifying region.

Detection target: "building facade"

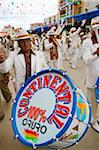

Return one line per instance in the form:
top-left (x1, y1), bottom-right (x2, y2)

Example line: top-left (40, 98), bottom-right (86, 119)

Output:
top-left (58, 0), bottom-right (74, 24)
top-left (84, 0), bottom-right (99, 12)
top-left (44, 14), bottom-right (59, 25)
top-left (58, 0), bottom-right (84, 24)
top-left (58, 0), bottom-right (98, 24)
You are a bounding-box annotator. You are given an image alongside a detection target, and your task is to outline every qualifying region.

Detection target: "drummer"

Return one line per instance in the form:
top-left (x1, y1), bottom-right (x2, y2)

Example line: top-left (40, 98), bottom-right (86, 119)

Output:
top-left (0, 29), bottom-right (48, 93)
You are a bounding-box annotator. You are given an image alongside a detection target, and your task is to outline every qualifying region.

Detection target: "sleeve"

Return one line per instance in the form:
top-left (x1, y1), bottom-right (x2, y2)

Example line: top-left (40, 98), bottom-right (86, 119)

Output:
top-left (44, 39), bottom-right (54, 50)
top-left (82, 41), bottom-right (98, 64)
top-left (36, 51), bottom-right (49, 72)
top-left (0, 57), bottom-right (13, 73)
top-left (83, 51), bottom-right (98, 64)
top-left (71, 27), bottom-right (81, 38)
top-left (0, 48), bottom-right (20, 73)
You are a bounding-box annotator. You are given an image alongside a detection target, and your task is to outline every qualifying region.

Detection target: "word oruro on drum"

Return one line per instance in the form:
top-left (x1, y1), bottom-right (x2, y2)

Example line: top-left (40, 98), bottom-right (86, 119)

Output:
top-left (18, 74), bottom-right (72, 129)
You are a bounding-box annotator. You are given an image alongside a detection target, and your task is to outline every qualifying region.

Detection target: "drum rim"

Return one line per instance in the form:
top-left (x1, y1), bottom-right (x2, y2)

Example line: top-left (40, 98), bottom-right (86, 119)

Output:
top-left (48, 87), bottom-right (92, 149)
top-left (11, 69), bottom-right (77, 147)
top-left (95, 77), bottom-right (99, 104)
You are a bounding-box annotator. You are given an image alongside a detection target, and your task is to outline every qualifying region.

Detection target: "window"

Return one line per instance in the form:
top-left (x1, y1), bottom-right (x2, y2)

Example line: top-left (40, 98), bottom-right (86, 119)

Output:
top-left (71, 5), bottom-right (73, 15)
top-left (78, 7), bottom-right (81, 14)
top-left (60, 0), bottom-right (66, 7)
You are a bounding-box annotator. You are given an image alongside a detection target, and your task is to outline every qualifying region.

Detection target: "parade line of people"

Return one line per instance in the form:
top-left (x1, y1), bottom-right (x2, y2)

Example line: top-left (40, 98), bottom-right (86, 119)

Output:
top-left (0, 17), bottom-right (99, 133)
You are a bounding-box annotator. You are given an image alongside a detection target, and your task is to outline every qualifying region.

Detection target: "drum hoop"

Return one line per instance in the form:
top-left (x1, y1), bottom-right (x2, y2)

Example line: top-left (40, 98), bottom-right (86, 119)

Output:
top-left (48, 87), bottom-right (91, 149)
top-left (12, 69), bottom-right (77, 147)
top-left (67, 88), bottom-right (91, 148)
top-left (95, 77), bottom-right (99, 104)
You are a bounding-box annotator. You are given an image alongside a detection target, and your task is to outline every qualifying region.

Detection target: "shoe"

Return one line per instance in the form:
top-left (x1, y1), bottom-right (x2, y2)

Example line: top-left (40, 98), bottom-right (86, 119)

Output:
top-left (71, 65), bottom-right (77, 69)
top-left (91, 121), bottom-right (99, 133)
top-left (0, 112), bottom-right (5, 121)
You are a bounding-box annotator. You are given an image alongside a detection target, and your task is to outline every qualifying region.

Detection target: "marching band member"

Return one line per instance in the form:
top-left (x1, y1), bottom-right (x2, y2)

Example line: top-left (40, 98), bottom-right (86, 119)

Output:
top-left (82, 22), bottom-right (99, 132)
top-left (61, 32), bottom-right (68, 61)
top-left (79, 32), bottom-right (85, 59)
top-left (0, 29), bottom-right (48, 93)
top-left (30, 35), bottom-right (39, 51)
top-left (45, 31), bottom-right (63, 69)
top-left (0, 44), bottom-right (13, 121)
top-left (68, 20), bottom-right (86, 69)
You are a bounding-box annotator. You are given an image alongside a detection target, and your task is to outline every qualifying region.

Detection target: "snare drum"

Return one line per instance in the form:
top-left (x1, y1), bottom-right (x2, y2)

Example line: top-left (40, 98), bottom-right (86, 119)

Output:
top-left (11, 69), bottom-right (91, 149)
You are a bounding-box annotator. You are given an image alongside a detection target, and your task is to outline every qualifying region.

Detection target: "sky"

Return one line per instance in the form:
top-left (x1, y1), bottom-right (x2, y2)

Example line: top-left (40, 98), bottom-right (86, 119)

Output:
top-left (0, 0), bottom-right (58, 29)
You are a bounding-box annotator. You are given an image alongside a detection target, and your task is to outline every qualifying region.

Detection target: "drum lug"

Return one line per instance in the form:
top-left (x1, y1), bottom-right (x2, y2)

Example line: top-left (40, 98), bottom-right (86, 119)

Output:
top-left (95, 85), bottom-right (97, 88)
top-left (62, 71), bottom-right (67, 75)
top-left (13, 100), bottom-right (16, 103)
top-left (49, 67), bottom-right (52, 71)
top-left (76, 142), bottom-right (78, 145)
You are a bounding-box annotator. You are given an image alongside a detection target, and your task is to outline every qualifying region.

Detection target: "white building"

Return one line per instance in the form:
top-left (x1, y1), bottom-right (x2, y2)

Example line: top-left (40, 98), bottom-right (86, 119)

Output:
top-left (84, 0), bottom-right (99, 12)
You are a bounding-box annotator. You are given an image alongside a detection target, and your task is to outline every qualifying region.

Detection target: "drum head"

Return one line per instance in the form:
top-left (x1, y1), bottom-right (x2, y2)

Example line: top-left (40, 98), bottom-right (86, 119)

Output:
top-left (12, 69), bottom-right (77, 148)
top-left (49, 88), bottom-right (91, 149)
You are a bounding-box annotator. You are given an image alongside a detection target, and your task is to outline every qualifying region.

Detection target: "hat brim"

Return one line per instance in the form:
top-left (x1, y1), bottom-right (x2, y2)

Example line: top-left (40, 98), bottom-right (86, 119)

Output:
top-left (15, 35), bottom-right (33, 41)
top-left (91, 24), bottom-right (99, 30)
top-left (49, 33), bottom-right (57, 36)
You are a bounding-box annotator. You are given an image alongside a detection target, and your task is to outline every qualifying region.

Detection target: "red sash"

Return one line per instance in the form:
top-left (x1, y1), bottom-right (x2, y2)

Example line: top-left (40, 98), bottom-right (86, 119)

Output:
top-left (50, 47), bottom-right (58, 60)
top-left (91, 30), bottom-right (99, 44)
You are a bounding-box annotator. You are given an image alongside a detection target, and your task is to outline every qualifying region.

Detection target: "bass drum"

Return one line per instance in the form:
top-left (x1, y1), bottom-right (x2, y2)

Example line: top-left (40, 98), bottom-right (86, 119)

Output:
top-left (11, 69), bottom-right (77, 148)
top-left (48, 87), bottom-right (91, 149)
top-left (11, 69), bottom-right (91, 149)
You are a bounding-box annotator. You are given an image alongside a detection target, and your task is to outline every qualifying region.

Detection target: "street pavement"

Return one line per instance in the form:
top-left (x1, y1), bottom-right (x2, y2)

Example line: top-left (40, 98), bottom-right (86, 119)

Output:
top-left (0, 59), bottom-right (99, 150)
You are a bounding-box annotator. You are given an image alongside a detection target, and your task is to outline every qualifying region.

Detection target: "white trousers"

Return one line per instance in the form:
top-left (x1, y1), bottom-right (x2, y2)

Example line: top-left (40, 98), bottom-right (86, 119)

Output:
top-left (70, 48), bottom-right (80, 67)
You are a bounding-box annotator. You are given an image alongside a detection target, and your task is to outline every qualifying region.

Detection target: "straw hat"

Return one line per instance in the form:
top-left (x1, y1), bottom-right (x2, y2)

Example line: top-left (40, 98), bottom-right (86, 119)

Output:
top-left (79, 32), bottom-right (84, 37)
top-left (82, 35), bottom-right (87, 39)
top-left (15, 29), bottom-right (33, 40)
top-left (91, 17), bottom-right (99, 30)
top-left (48, 30), bottom-right (57, 36)
top-left (70, 27), bottom-right (76, 33)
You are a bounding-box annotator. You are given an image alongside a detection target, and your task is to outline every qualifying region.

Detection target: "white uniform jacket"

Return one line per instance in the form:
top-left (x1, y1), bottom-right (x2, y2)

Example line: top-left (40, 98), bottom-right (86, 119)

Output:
top-left (82, 38), bottom-right (99, 88)
top-left (69, 28), bottom-right (81, 54)
top-left (45, 39), bottom-right (63, 69)
top-left (0, 49), bottom-right (48, 92)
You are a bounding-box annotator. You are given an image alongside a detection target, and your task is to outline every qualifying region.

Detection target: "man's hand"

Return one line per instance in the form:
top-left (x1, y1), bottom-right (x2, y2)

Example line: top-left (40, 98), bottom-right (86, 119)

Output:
top-left (81, 19), bottom-right (86, 27)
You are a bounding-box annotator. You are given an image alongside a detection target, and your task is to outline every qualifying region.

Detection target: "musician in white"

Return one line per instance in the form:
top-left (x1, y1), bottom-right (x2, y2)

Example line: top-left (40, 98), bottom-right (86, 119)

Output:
top-left (0, 29), bottom-right (48, 93)
top-left (82, 20), bottom-right (99, 132)
top-left (61, 32), bottom-right (68, 61)
top-left (44, 31), bottom-right (63, 69)
top-left (68, 20), bottom-right (86, 69)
